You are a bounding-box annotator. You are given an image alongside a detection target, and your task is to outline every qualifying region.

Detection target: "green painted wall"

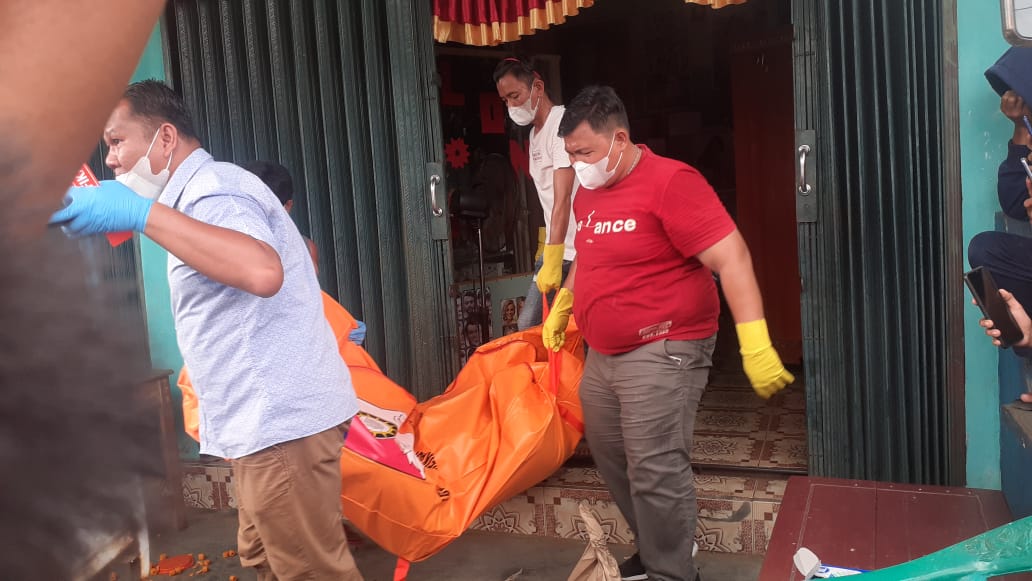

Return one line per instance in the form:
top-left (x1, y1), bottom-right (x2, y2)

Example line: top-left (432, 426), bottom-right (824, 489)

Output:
top-left (958, 0), bottom-right (1008, 489)
top-left (131, 27), bottom-right (198, 459)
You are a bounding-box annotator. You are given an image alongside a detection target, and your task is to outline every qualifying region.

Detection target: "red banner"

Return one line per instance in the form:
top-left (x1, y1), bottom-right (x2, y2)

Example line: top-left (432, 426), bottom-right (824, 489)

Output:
top-left (479, 93), bottom-right (505, 134)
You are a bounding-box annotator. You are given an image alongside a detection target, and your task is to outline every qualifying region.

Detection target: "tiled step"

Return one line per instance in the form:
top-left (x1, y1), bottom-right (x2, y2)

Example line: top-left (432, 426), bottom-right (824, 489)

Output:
top-left (182, 459), bottom-right (236, 511)
top-left (182, 461), bottom-right (785, 555)
top-left (694, 381), bottom-right (808, 474)
top-left (468, 465), bottom-right (786, 555)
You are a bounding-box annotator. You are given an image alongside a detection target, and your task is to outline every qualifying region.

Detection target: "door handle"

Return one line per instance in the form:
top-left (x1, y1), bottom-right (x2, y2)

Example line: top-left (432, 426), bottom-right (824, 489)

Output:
top-left (797, 145), bottom-right (812, 195)
top-left (796, 130), bottom-right (816, 223)
top-left (429, 174), bottom-right (444, 217)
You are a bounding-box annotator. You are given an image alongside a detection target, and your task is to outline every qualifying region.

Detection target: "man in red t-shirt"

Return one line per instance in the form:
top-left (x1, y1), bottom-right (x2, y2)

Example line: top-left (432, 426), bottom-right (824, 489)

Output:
top-left (544, 86), bottom-right (794, 581)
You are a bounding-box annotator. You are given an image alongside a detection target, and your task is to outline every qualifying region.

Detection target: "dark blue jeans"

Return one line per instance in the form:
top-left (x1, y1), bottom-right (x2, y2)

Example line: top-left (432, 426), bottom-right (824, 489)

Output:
top-left (516, 258), bottom-right (573, 330)
top-left (968, 231), bottom-right (1032, 357)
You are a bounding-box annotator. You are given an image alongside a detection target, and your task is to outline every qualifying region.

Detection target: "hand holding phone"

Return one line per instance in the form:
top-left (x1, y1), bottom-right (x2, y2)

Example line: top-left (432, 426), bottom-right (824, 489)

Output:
top-left (1020, 157), bottom-right (1032, 183)
top-left (1022, 158), bottom-right (1032, 224)
top-left (965, 267), bottom-right (1025, 348)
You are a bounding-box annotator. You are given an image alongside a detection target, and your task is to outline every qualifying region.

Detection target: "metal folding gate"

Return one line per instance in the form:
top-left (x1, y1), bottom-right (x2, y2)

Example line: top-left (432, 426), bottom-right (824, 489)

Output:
top-left (163, 0), bottom-right (455, 399)
top-left (793, 0), bottom-right (965, 485)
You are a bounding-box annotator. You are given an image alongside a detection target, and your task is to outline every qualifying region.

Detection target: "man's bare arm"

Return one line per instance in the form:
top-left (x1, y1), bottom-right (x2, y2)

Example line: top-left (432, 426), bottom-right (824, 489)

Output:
top-left (549, 168), bottom-right (576, 244)
top-left (696, 229), bottom-right (765, 323)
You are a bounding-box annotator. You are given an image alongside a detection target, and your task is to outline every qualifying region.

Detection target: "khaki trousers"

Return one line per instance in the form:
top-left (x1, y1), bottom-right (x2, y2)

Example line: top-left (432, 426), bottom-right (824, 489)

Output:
top-left (232, 423), bottom-right (363, 581)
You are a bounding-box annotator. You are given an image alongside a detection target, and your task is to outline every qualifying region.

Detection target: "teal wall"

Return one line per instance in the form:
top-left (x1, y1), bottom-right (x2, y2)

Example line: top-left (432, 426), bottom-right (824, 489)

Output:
top-left (958, 0), bottom-right (1008, 489)
top-left (131, 27), bottom-right (199, 459)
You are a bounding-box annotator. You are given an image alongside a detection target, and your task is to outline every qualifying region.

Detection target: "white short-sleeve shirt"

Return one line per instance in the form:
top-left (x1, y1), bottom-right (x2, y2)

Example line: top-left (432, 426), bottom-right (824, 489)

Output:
top-left (529, 105), bottom-right (578, 262)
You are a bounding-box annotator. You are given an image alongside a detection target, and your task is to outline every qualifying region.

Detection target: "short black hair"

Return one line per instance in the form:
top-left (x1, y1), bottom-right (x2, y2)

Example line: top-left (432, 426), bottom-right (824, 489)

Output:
top-left (558, 85), bottom-right (630, 138)
top-left (240, 160), bottom-right (295, 206)
top-left (123, 79), bottom-right (199, 142)
top-left (492, 56), bottom-right (538, 87)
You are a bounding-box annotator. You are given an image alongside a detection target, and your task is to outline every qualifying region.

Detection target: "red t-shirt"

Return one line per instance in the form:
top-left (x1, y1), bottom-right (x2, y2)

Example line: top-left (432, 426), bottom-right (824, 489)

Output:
top-left (572, 146), bottom-right (736, 355)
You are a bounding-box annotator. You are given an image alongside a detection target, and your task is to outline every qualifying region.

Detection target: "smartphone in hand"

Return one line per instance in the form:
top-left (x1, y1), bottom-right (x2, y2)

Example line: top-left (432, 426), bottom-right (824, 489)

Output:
top-left (964, 267), bottom-right (1025, 348)
top-left (1020, 157), bottom-right (1032, 182)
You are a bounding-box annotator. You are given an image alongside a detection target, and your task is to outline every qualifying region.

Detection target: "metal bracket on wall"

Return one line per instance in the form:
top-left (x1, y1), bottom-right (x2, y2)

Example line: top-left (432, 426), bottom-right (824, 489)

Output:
top-left (796, 129), bottom-right (817, 223)
top-left (427, 162), bottom-right (449, 240)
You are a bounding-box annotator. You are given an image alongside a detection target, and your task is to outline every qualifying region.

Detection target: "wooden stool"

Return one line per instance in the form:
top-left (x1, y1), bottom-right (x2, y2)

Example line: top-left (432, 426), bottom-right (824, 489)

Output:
top-left (140, 369), bottom-right (187, 532)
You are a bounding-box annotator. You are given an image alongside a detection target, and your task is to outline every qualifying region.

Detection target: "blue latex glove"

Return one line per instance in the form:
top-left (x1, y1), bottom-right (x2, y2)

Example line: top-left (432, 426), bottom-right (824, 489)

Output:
top-left (49, 180), bottom-right (154, 236)
top-left (349, 320), bottom-right (367, 346)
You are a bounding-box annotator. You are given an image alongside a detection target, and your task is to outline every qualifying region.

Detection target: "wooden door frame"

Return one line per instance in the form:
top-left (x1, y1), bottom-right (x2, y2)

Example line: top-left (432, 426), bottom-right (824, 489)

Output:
top-left (940, 0), bottom-right (966, 489)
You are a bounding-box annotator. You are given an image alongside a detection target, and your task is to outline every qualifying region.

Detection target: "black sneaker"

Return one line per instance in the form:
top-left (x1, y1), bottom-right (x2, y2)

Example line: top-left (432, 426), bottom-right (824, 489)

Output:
top-left (619, 552), bottom-right (648, 581)
top-left (618, 552), bottom-right (702, 581)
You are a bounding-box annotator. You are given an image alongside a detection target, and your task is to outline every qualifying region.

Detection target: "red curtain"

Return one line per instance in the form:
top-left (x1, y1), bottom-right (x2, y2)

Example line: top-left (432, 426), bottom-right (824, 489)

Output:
top-left (433, 0), bottom-right (749, 46)
top-left (433, 0), bottom-right (594, 46)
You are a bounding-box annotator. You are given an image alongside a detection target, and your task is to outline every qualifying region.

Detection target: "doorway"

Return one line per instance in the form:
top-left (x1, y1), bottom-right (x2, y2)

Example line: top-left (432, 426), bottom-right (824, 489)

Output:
top-left (434, 0), bottom-right (806, 479)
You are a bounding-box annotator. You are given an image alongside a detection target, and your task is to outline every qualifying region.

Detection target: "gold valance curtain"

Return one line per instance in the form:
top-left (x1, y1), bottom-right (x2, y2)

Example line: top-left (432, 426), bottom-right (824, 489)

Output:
top-left (433, 0), bottom-right (749, 47)
top-left (432, 0), bottom-right (594, 46)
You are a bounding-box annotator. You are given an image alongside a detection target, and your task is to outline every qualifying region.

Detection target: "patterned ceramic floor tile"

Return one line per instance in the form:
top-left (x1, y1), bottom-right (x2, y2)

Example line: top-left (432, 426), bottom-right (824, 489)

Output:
top-left (552, 496), bottom-right (634, 544)
top-left (542, 466), bottom-right (609, 490)
top-left (695, 409), bottom-right (770, 434)
top-left (468, 494), bottom-right (541, 536)
top-left (752, 477), bottom-right (789, 501)
top-left (700, 388), bottom-right (764, 410)
top-left (768, 410), bottom-right (807, 436)
top-left (202, 465), bottom-right (229, 510)
top-left (692, 471), bottom-right (756, 501)
top-left (759, 436), bottom-right (809, 471)
top-left (753, 500), bottom-right (780, 553)
top-left (526, 485), bottom-right (563, 509)
top-left (695, 499), bottom-right (752, 553)
top-left (696, 374), bottom-right (809, 471)
top-left (706, 371), bottom-right (754, 389)
top-left (692, 434), bottom-right (764, 468)
top-left (738, 517), bottom-right (759, 553)
top-left (181, 467), bottom-right (216, 510)
top-left (773, 388), bottom-right (806, 412)
top-left (215, 467), bottom-right (236, 510)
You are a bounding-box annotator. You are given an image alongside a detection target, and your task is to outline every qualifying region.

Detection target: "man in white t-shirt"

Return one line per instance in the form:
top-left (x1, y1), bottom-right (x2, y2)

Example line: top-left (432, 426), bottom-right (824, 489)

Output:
top-left (494, 57), bottom-right (578, 329)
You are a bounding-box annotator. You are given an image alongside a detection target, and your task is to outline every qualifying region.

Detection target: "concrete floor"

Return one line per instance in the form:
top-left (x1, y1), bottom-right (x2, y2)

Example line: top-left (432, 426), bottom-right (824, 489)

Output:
top-left (123, 509), bottom-right (762, 581)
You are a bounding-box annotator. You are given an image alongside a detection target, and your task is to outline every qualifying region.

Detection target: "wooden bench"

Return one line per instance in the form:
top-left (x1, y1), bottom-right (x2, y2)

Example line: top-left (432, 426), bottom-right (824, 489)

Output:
top-left (758, 476), bottom-right (1029, 580)
top-left (140, 368), bottom-right (187, 532)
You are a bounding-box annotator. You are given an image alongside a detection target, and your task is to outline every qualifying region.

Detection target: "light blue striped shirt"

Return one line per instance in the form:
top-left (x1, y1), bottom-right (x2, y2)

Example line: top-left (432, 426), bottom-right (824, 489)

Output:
top-left (159, 149), bottom-right (358, 459)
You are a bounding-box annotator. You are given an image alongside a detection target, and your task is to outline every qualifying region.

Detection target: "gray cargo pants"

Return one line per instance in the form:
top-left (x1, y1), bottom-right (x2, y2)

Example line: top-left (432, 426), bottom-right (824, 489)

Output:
top-left (580, 336), bottom-right (714, 581)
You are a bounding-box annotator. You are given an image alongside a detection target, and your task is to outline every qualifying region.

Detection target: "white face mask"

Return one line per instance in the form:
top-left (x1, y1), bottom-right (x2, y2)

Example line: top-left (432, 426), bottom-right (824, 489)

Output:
top-left (573, 135), bottom-right (623, 190)
top-left (507, 86), bottom-right (540, 126)
top-left (115, 129), bottom-right (173, 200)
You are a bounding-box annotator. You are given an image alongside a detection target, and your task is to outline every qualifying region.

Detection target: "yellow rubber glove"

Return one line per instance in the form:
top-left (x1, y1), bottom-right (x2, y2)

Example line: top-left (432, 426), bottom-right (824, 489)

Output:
top-left (736, 319), bottom-right (795, 399)
top-left (542, 288), bottom-right (574, 352)
top-left (534, 227), bottom-right (547, 263)
top-left (536, 243), bottom-right (565, 294)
